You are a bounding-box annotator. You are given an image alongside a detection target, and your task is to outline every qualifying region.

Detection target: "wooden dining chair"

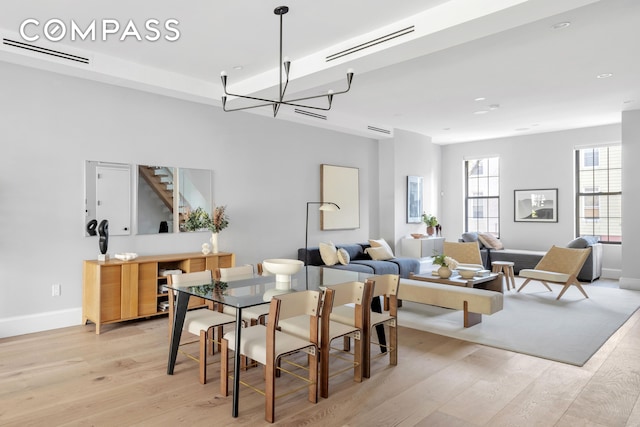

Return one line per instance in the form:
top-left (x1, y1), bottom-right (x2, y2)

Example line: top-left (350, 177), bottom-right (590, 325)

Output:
top-left (277, 279), bottom-right (374, 398)
top-left (220, 290), bottom-right (322, 423)
top-left (167, 270), bottom-right (236, 384)
top-left (518, 245), bottom-right (592, 300)
top-left (215, 264), bottom-right (270, 326)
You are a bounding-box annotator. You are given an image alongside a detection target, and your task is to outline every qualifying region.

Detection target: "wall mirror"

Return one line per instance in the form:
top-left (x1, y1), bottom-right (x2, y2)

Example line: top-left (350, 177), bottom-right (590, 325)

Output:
top-left (84, 161), bottom-right (132, 237)
top-left (137, 165), bottom-right (213, 234)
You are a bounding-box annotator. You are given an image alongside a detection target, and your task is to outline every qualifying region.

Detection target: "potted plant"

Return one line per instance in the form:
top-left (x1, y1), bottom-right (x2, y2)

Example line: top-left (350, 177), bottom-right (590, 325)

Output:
top-left (432, 253), bottom-right (458, 278)
top-left (422, 213), bottom-right (438, 236)
top-left (183, 205), bottom-right (230, 253)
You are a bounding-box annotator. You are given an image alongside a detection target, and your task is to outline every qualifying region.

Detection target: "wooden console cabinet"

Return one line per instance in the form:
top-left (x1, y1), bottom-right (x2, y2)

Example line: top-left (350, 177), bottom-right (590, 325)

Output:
top-left (82, 252), bottom-right (235, 334)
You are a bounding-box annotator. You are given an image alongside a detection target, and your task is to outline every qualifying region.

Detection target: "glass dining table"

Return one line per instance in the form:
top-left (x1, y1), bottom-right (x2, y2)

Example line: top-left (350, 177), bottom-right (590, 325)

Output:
top-left (166, 265), bottom-right (379, 418)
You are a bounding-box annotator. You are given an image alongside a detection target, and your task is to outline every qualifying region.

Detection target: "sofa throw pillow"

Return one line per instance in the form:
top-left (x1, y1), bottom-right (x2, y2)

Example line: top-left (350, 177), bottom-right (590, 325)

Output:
top-left (319, 241), bottom-right (339, 266)
top-left (365, 246), bottom-right (394, 261)
top-left (461, 231), bottom-right (485, 249)
top-left (567, 237), bottom-right (589, 248)
top-left (477, 232), bottom-right (504, 250)
top-left (337, 248), bottom-right (351, 265)
top-left (368, 238), bottom-right (395, 258)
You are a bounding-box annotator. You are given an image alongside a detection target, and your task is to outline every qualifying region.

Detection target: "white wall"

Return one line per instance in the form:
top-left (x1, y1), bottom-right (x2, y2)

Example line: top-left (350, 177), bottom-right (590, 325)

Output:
top-left (0, 61), bottom-right (392, 336)
top-left (440, 125), bottom-right (622, 275)
top-left (620, 109), bottom-right (640, 289)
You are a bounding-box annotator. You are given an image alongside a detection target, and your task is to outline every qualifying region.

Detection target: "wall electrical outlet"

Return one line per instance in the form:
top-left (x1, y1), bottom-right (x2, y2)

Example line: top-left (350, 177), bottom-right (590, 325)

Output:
top-left (52, 284), bottom-right (61, 297)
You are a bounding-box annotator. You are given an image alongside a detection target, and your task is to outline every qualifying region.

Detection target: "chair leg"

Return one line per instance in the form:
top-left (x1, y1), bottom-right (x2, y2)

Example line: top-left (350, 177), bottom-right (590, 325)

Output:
top-left (354, 335), bottom-right (363, 383)
top-left (220, 338), bottom-right (229, 396)
top-left (308, 350), bottom-right (318, 404)
top-left (199, 330), bottom-right (207, 385)
top-left (320, 338), bottom-right (331, 398)
top-left (389, 323), bottom-right (397, 366)
top-left (265, 357), bottom-right (276, 423)
top-left (517, 278), bottom-right (532, 292)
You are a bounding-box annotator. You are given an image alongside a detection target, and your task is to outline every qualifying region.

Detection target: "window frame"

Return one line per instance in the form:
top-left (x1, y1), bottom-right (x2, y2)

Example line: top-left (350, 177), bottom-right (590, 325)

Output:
top-left (465, 157), bottom-right (500, 236)
top-left (575, 145), bottom-right (622, 244)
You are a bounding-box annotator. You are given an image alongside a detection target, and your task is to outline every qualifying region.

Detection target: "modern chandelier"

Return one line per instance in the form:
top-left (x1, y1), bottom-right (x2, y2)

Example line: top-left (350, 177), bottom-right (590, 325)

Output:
top-left (220, 5), bottom-right (354, 118)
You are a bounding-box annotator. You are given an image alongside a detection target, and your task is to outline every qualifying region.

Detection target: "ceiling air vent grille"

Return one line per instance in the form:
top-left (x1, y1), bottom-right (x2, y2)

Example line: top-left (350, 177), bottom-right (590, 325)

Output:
top-left (367, 125), bottom-right (391, 135)
top-left (2, 38), bottom-right (90, 64)
top-left (294, 109), bottom-right (327, 120)
top-left (326, 26), bottom-right (415, 62)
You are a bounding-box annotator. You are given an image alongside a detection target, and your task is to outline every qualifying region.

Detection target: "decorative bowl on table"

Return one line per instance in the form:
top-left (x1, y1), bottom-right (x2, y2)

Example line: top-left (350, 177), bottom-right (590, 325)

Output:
top-left (262, 259), bottom-right (304, 301)
top-left (411, 233), bottom-right (425, 239)
top-left (457, 266), bottom-right (482, 279)
top-left (262, 259), bottom-right (304, 283)
top-left (114, 252), bottom-right (138, 261)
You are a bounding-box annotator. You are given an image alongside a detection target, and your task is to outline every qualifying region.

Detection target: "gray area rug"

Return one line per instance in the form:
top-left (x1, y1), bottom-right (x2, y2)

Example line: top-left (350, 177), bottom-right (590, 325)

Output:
top-left (397, 280), bottom-right (640, 366)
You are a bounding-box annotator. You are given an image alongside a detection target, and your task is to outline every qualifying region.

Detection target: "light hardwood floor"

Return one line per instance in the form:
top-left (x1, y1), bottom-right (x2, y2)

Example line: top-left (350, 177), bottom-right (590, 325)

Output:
top-left (2, 289), bottom-right (640, 426)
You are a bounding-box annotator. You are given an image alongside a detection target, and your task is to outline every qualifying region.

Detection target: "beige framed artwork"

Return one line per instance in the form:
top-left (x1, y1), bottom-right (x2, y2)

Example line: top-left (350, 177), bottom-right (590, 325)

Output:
top-left (321, 164), bottom-right (359, 230)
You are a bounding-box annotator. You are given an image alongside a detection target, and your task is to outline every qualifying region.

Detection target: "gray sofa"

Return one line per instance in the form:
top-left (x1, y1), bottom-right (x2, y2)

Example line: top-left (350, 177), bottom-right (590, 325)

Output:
top-left (297, 243), bottom-right (420, 279)
top-left (459, 233), bottom-right (603, 282)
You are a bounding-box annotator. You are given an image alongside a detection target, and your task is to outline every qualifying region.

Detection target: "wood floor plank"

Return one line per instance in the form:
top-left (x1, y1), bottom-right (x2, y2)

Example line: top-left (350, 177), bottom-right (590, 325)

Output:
top-left (1, 297), bottom-right (639, 426)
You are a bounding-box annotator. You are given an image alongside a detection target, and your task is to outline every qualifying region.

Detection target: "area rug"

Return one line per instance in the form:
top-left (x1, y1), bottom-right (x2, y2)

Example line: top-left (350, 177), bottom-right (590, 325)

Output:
top-left (397, 281), bottom-right (640, 366)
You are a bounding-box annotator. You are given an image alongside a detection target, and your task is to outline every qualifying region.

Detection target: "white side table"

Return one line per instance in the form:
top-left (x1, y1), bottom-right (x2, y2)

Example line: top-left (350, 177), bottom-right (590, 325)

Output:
top-left (401, 237), bottom-right (445, 258)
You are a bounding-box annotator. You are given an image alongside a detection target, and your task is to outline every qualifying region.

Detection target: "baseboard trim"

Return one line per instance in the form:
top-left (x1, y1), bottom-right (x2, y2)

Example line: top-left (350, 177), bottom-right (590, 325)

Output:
top-left (619, 277), bottom-right (640, 290)
top-left (0, 308), bottom-right (83, 338)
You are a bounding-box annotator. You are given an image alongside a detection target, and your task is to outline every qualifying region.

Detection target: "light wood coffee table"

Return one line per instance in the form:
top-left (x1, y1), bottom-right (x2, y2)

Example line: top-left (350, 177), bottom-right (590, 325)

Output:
top-left (408, 271), bottom-right (504, 293)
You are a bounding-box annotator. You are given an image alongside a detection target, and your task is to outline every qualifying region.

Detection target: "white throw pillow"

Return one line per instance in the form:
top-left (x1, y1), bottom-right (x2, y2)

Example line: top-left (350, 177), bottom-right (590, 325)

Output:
top-left (368, 238), bottom-right (395, 258)
top-left (337, 248), bottom-right (350, 265)
top-left (319, 241), bottom-right (339, 266)
top-left (477, 232), bottom-right (504, 250)
top-left (366, 246), bottom-right (394, 261)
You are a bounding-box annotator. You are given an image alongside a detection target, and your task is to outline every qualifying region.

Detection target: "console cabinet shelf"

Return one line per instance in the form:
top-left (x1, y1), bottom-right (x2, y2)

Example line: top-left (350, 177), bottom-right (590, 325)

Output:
top-left (83, 252), bottom-right (235, 334)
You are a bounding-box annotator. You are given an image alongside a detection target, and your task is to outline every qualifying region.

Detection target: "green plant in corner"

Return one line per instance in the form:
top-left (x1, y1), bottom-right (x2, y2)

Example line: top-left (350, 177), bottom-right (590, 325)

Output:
top-left (421, 213), bottom-right (438, 227)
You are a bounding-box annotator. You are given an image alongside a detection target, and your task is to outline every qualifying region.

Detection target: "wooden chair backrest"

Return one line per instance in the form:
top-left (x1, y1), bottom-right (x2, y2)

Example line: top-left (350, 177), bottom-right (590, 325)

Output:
top-left (535, 245), bottom-right (591, 275)
top-left (370, 274), bottom-right (399, 298)
top-left (168, 270), bottom-right (212, 286)
top-left (215, 264), bottom-right (254, 280)
top-left (443, 241), bottom-right (483, 265)
top-left (325, 281), bottom-right (372, 307)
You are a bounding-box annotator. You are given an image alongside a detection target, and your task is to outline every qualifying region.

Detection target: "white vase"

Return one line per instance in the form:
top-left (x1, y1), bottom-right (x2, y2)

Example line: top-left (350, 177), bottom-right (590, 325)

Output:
top-left (210, 232), bottom-right (219, 253)
top-left (438, 265), bottom-right (452, 279)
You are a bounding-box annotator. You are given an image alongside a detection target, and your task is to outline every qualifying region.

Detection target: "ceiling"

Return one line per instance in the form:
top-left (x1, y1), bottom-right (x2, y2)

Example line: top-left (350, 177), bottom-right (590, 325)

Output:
top-left (1, 0), bottom-right (638, 144)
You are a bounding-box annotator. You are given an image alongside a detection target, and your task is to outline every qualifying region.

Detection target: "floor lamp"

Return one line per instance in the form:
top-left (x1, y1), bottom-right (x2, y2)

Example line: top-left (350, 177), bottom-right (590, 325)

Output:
top-left (304, 202), bottom-right (340, 265)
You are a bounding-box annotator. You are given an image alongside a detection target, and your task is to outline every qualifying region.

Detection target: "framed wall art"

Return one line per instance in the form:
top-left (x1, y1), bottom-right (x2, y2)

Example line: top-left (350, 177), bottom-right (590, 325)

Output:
top-left (320, 164), bottom-right (360, 230)
top-left (407, 175), bottom-right (423, 223)
top-left (514, 188), bottom-right (558, 222)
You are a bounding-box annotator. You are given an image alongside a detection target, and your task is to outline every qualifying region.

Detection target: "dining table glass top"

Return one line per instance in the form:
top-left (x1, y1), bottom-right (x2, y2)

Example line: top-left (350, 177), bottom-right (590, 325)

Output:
top-left (167, 265), bottom-right (374, 308)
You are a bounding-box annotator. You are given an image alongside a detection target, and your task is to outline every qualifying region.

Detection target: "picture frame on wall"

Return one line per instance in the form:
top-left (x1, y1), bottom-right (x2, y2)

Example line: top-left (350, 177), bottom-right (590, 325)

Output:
top-left (407, 176), bottom-right (423, 223)
top-left (514, 188), bottom-right (558, 222)
top-left (320, 164), bottom-right (360, 230)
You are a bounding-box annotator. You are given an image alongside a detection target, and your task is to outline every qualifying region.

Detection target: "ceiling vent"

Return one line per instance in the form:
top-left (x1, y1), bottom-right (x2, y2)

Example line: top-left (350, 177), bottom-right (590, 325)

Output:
top-left (326, 26), bottom-right (415, 62)
top-left (367, 125), bottom-right (391, 135)
top-left (2, 38), bottom-right (90, 64)
top-left (294, 109), bottom-right (327, 120)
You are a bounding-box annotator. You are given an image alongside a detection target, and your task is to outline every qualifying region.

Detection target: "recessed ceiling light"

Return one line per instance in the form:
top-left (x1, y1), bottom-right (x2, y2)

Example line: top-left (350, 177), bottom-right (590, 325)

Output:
top-left (473, 110), bottom-right (489, 115)
top-left (443, 128), bottom-right (451, 131)
top-left (474, 97), bottom-right (486, 101)
top-left (489, 104), bottom-right (500, 110)
top-left (596, 73), bottom-right (613, 79)
top-left (515, 127), bottom-right (530, 131)
top-left (233, 65), bottom-right (244, 71)
top-left (623, 100), bottom-right (635, 104)
top-left (531, 123), bottom-right (540, 127)
top-left (552, 21), bottom-right (571, 30)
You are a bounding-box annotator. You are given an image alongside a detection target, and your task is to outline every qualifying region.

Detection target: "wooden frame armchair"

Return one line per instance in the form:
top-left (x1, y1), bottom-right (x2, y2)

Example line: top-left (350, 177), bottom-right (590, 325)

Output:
top-left (443, 241), bottom-right (484, 269)
top-left (220, 290), bottom-right (322, 423)
top-left (518, 245), bottom-right (592, 300)
top-left (167, 270), bottom-right (236, 384)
